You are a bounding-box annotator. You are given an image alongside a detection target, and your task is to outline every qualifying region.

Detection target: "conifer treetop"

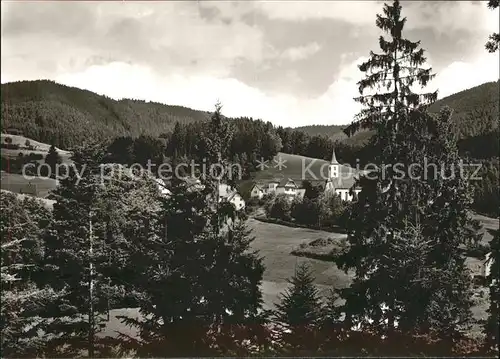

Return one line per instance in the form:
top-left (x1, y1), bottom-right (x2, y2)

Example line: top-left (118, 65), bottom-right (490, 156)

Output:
top-left (345, 0), bottom-right (438, 137)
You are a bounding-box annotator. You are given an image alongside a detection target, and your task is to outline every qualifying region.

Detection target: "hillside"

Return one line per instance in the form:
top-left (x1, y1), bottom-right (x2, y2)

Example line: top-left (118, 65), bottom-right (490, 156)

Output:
top-left (2, 79), bottom-right (498, 151)
top-left (291, 124), bottom-right (345, 138)
top-left (1, 80), bottom-right (211, 149)
top-left (295, 81), bottom-right (499, 146)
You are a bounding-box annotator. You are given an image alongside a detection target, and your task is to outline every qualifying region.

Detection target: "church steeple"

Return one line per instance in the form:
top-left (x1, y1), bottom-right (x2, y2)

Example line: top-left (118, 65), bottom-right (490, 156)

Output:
top-left (327, 146), bottom-right (340, 180)
top-left (330, 146), bottom-right (338, 164)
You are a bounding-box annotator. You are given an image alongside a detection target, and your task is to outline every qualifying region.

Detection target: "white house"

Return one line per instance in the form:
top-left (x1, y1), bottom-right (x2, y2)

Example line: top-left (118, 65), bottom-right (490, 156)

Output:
top-left (250, 178), bottom-right (300, 200)
top-left (275, 178), bottom-right (298, 196)
top-left (324, 147), bottom-right (362, 201)
top-left (250, 184), bottom-right (265, 199)
top-left (155, 177), bottom-right (172, 197)
top-left (155, 178), bottom-right (245, 211)
top-left (218, 183), bottom-right (245, 211)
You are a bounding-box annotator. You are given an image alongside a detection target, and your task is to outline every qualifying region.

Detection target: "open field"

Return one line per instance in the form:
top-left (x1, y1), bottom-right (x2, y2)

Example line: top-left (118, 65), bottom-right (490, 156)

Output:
top-left (247, 218), bottom-right (352, 307)
top-left (1, 172), bottom-right (58, 198)
top-left (1, 148), bottom-right (73, 162)
top-left (1, 133), bottom-right (69, 154)
top-left (102, 216), bottom-right (494, 339)
top-left (1, 133), bottom-right (73, 163)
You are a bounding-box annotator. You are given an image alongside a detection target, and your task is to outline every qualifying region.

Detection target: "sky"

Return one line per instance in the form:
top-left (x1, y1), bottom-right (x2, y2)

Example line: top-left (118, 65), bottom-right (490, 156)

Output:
top-left (1, 0), bottom-right (499, 127)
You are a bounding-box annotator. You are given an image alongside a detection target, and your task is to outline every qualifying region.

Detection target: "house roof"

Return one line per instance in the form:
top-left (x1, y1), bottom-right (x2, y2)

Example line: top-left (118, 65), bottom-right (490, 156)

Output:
top-left (251, 184), bottom-right (264, 192)
top-left (218, 183), bottom-right (241, 201)
top-left (155, 178), bottom-right (172, 196)
top-left (226, 191), bottom-right (242, 202)
top-left (278, 178), bottom-right (296, 187)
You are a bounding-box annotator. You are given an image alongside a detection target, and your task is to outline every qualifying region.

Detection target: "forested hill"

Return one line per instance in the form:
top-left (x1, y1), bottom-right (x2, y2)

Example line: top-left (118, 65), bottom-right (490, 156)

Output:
top-left (294, 80), bottom-right (500, 146)
top-left (428, 80), bottom-right (499, 138)
top-left (1, 79), bottom-right (498, 150)
top-left (291, 124), bottom-right (345, 138)
top-left (1, 80), bottom-right (211, 149)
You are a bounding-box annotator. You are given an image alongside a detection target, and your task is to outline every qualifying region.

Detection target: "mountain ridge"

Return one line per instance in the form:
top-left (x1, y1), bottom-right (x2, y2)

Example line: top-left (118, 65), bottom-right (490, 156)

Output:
top-left (1, 79), bottom-right (498, 149)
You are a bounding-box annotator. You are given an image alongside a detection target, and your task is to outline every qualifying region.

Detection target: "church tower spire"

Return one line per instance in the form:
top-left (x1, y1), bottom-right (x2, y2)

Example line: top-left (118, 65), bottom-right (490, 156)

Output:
top-left (327, 146), bottom-right (339, 180)
top-left (330, 146), bottom-right (338, 164)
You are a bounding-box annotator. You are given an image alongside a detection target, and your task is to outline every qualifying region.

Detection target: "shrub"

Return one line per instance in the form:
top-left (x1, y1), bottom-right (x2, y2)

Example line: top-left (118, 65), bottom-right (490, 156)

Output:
top-left (1, 143), bottom-right (20, 150)
top-left (266, 194), bottom-right (292, 221)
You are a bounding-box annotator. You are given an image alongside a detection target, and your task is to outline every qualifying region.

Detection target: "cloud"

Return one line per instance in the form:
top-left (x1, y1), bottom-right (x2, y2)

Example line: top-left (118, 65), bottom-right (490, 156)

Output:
top-left (54, 57), bottom-right (366, 127)
top-left (255, 1), bottom-right (497, 35)
top-left (2, 0), bottom-right (499, 129)
top-left (1, 1), bottom-right (269, 80)
top-left (429, 53), bottom-right (500, 99)
top-left (54, 47), bottom-right (498, 129)
top-left (279, 42), bottom-right (321, 62)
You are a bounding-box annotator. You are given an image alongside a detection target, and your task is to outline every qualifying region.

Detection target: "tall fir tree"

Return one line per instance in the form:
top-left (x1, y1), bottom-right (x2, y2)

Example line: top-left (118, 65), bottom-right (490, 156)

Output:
top-left (40, 143), bottom-right (125, 357)
top-left (1, 192), bottom-right (58, 357)
top-left (118, 104), bottom-right (266, 357)
top-left (44, 143), bottom-right (62, 179)
top-left (484, 230), bottom-right (499, 352)
top-left (336, 0), bottom-right (476, 344)
top-left (344, 0), bottom-right (437, 140)
top-left (274, 262), bottom-right (324, 354)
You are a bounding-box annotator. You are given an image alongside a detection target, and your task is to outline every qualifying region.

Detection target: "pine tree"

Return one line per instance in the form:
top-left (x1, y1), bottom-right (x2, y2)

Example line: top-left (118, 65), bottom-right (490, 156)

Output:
top-left (485, 0), bottom-right (499, 53)
top-left (338, 107), bottom-right (476, 342)
top-left (44, 143), bottom-right (62, 179)
top-left (336, 0), bottom-right (475, 345)
top-left (1, 192), bottom-right (58, 357)
top-left (118, 104), bottom-right (266, 356)
top-left (344, 0), bottom-right (437, 139)
top-left (274, 262), bottom-right (324, 354)
top-left (40, 143), bottom-right (125, 357)
top-left (1, 239), bottom-right (59, 357)
top-left (484, 230), bottom-right (499, 352)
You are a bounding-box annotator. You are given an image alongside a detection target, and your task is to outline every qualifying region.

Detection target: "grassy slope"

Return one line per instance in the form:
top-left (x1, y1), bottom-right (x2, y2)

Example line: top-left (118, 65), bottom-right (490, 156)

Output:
top-left (1, 133), bottom-right (73, 165)
top-left (1, 133), bottom-right (69, 154)
top-left (251, 152), bottom-right (361, 187)
top-left (0, 172), bottom-right (58, 198)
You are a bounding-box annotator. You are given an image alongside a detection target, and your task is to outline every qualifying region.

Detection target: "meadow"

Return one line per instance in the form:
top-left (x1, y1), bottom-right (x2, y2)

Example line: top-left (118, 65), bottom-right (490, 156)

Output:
top-left (100, 215), bottom-right (492, 339)
top-left (0, 172), bottom-right (58, 198)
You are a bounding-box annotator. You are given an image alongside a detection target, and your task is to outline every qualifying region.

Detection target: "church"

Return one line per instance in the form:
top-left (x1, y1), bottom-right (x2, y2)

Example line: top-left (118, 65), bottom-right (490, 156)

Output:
top-left (324, 147), bottom-right (362, 202)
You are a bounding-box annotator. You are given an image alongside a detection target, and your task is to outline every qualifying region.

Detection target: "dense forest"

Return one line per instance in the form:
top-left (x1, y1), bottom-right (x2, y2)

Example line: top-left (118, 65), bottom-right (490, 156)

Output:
top-left (2, 79), bottom-right (498, 154)
top-left (1, 80), bottom-right (210, 148)
top-left (295, 81), bottom-right (499, 144)
top-left (2, 0), bottom-right (499, 357)
top-left (1, 79), bottom-right (499, 217)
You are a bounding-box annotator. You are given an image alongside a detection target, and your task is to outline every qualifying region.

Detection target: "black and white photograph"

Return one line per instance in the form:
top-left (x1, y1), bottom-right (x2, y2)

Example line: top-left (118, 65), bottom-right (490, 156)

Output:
top-left (1, 0), bottom-right (499, 357)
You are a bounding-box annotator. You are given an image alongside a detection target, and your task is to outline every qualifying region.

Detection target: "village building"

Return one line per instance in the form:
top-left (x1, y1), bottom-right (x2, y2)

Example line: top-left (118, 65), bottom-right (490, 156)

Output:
top-left (250, 148), bottom-right (362, 202)
top-left (156, 177), bottom-right (245, 211)
top-left (218, 183), bottom-right (246, 210)
top-left (324, 147), bottom-right (362, 201)
top-left (250, 184), bottom-right (265, 199)
top-left (250, 178), bottom-right (305, 201)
